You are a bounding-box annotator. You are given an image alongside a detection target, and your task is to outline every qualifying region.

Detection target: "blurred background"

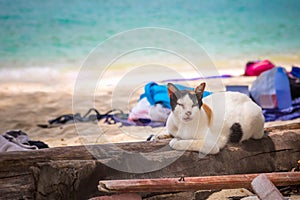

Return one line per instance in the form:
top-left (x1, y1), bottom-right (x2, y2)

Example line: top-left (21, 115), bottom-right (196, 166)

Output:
top-left (1, 0), bottom-right (300, 73)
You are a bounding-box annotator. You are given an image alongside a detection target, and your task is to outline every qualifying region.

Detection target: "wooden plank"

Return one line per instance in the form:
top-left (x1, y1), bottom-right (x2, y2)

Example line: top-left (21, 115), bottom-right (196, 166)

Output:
top-left (264, 123), bottom-right (300, 132)
top-left (0, 140), bottom-right (168, 170)
top-left (0, 129), bottom-right (299, 199)
top-left (0, 171), bottom-right (35, 200)
top-left (0, 130), bottom-right (299, 173)
top-left (98, 172), bottom-right (300, 193)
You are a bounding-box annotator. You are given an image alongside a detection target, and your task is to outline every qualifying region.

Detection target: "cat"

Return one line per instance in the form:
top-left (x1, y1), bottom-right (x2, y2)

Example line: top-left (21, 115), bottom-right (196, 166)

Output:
top-left (155, 82), bottom-right (265, 155)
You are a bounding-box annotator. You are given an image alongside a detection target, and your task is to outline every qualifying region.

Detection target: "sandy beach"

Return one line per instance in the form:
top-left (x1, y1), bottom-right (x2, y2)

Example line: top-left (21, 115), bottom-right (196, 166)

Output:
top-left (1, 64), bottom-right (299, 149)
top-left (2, 2), bottom-right (300, 199)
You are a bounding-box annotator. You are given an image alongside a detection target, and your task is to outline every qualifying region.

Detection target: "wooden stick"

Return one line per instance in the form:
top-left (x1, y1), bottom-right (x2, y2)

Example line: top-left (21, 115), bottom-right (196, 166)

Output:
top-left (99, 172), bottom-right (300, 193)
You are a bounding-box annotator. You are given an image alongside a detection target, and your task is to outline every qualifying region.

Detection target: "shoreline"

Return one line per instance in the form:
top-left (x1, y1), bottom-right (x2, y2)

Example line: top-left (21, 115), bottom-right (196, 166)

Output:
top-left (1, 51), bottom-right (300, 71)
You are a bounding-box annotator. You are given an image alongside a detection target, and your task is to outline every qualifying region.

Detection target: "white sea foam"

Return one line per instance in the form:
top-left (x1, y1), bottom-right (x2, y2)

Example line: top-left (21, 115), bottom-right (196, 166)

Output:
top-left (0, 67), bottom-right (61, 82)
top-left (0, 66), bottom-right (80, 93)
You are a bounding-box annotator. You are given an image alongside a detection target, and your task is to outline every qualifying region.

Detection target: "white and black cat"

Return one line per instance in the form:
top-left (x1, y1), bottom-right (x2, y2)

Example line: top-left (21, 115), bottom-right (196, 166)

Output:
top-left (155, 82), bottom-right (265, 155)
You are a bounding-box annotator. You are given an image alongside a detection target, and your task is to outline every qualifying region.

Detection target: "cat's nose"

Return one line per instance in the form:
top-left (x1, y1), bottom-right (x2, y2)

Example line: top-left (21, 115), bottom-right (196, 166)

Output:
top-left (186, 111), bottom-right (192, 116)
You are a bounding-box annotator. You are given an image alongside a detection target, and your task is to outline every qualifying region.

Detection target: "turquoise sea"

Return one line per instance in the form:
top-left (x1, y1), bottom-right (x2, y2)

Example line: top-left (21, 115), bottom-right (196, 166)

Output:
top-left (1, 0), bottom-right (300, 69)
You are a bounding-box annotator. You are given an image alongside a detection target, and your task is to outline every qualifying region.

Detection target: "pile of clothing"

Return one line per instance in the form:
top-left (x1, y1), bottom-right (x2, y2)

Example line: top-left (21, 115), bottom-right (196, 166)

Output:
top-left (246, 61), bottom-right (300, 122)
top-left (0, 130), bottom-right (48, 152)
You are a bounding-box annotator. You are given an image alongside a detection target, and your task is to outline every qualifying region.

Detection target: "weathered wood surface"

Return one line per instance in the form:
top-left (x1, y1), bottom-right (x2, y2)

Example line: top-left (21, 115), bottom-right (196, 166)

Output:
top-left (98, 172), bottom-right (300, 193)
top-left (0, 126), bottom-right (299, 200)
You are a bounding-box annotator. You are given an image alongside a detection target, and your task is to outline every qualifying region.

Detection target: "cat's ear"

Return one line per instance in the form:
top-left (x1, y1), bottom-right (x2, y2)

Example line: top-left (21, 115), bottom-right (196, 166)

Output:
top-left (168, 83), bottom-right (180, 111)
top-left (195, 82), bottom-right (206, 100)
top-left (167, 83), bottom-right (179, 98)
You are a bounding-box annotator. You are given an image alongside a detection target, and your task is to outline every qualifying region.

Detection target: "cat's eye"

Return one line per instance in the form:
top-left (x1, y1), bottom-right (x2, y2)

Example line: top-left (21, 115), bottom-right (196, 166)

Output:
top-left (177, 103), bottom-right (184, 107)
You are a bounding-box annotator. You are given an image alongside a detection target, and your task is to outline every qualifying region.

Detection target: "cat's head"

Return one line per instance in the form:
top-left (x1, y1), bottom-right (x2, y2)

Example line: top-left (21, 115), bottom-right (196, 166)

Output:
top-left (168, 82), bottom-right (206, 122)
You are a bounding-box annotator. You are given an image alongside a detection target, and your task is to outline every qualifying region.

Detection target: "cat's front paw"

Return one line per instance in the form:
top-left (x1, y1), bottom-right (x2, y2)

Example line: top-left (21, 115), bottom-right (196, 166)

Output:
top-left (169, 138), bottom-right (187, 151)
top-left (155, 133), bottom-right (173, 140)
top-left (199, 140), bottom-right (220, 155)
top-left (147, 133), bottom-right (173, 141)
top-left (169, 138), bottom-right (179, 149)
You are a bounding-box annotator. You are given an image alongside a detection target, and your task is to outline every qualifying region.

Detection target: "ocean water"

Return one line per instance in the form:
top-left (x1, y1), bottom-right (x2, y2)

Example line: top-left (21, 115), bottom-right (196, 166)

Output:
top-left (0, 0), bottom-right (300, 70)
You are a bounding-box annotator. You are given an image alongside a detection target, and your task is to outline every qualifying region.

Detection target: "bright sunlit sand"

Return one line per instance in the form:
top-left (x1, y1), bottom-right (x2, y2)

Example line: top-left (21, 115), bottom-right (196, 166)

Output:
top-left (0, 59), bottom-right (299, 148)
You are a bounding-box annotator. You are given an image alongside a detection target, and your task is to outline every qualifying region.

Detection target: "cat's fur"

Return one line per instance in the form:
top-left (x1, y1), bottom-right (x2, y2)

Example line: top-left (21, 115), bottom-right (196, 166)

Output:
top-left (156, 82), bottom-right (265, 154)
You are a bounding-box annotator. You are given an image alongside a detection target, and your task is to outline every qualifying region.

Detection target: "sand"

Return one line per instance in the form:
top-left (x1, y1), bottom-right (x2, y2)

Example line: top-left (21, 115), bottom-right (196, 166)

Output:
top-left (0, 66), bottom-right (299, 148)
top-left (1, 66), bottom-right (300, 199)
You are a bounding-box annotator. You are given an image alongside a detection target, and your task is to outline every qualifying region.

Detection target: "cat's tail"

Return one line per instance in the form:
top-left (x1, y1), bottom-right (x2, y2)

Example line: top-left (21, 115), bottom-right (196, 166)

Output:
top-left (229, 123), bottom-right (243, 143)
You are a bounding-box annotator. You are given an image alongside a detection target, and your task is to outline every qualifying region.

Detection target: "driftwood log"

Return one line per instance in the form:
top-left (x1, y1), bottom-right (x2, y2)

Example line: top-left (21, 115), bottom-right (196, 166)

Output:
top-left (0, 124), bottom-right (300, 200)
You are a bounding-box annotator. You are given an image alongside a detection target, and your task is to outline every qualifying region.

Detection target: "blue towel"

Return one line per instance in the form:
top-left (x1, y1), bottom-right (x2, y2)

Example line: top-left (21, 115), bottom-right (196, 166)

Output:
top-left (291, 66), bottom-right (300, 79)
top-left (140, 82), bottom-right (212, 109)
top-left (263, 97), bottom-right (300, 122)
